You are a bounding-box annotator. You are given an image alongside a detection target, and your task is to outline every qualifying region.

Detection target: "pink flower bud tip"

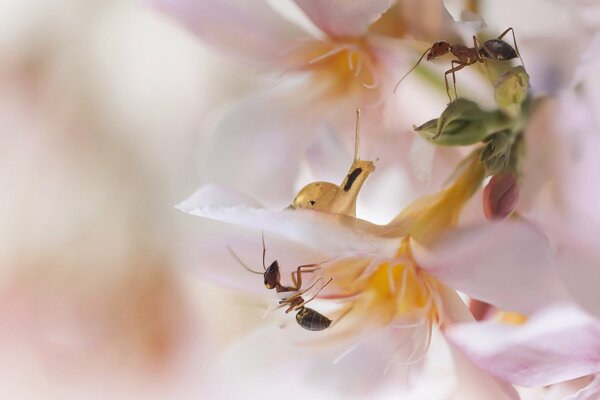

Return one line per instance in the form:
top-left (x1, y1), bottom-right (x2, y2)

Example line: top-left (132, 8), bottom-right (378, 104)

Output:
top-left (483, 172), bottom-right (519, 220)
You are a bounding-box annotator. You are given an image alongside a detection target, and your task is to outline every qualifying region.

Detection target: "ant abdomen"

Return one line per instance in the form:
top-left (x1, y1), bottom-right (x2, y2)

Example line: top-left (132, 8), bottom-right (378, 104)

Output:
top-left (296, 307), bottom-right (332, 331)
top-left (480, 39), bottom-right (518, 61)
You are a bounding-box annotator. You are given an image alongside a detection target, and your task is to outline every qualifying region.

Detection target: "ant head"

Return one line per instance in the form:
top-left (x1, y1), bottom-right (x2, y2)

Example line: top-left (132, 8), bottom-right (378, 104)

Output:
top-left (427, 41), bottom-right (450, 61)
top-left (264, 260), bottom-right (281, 289)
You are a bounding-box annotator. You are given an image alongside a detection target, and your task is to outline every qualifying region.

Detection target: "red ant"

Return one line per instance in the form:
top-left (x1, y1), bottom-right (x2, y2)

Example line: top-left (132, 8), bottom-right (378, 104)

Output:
top-left (228, 235), bottom-right (333, 331)
top-left (393, 27), bottom-right (524, 101)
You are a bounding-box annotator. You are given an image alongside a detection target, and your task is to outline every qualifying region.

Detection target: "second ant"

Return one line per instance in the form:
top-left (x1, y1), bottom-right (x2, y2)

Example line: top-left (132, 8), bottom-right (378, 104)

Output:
top-left (228, 235), bottom-right (333, 331)
top-left (394, 27), bottom-right (524, 102)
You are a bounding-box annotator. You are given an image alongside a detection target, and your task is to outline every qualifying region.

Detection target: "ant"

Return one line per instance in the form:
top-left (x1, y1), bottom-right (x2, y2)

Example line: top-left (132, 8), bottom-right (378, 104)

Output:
top-left (228, 235), bottom-right (333, 331)
top-left (393, 27), bottom-right (524, 101)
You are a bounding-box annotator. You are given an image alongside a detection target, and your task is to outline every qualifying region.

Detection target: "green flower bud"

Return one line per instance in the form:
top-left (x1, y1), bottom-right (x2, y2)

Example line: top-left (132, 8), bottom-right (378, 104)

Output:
top-left (494, 66), bottom-right (530, 118)
top-left (480, 130), bottom-right (512, 176)
top-left (414, 99), bottom-right (510, 146)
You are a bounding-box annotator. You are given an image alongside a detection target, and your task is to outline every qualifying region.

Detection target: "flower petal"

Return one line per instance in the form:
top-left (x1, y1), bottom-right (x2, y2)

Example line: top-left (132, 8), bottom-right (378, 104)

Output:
top-left (199, 91), bottom-right (316, 207)
top-left (414, 220), bottom-right (571, 315)
top-left (177, 184), bottom-right (398, 256)
top-left (446, 305), bottom-right (600, 387)
top-left (555, 223), bottom-right (600, 321)
top-left (293, 0), bottom-right (392, 38)
top-left (436, 289), bottom-right (519, 399)
top-left (448, 342), bottom-right (520, 400)
top-left (368, 0), bottom-right (465, 42)
top-left (151, 0), bottom-right (308, 69)
top-left (565, 375), bottom-right (600, 400)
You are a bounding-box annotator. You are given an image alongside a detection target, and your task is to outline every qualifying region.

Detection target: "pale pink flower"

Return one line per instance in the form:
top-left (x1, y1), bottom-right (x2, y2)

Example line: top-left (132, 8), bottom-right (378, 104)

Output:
top-left (149, 0), bottom-right (476, 205)
top-left (176, 154), bottom-right (555, 398)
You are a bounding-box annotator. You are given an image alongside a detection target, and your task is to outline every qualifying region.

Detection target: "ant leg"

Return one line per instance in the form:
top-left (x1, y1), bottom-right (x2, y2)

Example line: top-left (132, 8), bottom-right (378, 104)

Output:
top-left (497, 27), bottom-right (525, 67)
top-left (282, 297), bottom-right (304, 314)
top-left (472, 35), bottom-right (485, 63)
top-left (292, 278), bottom-right (333, 310)
top-left (444, 61), bottom-right (467, 101)
top-left (279, 277), bottom-right (326, 309)
top-left (290, 257), bottom-right (337, 289)
top-left (290, 263), bottom-right (321, 290)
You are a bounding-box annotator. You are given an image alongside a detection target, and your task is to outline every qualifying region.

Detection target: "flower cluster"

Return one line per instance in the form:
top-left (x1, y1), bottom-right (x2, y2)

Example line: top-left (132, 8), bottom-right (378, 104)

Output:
top-left (156, 1), bottom-right (600, 399)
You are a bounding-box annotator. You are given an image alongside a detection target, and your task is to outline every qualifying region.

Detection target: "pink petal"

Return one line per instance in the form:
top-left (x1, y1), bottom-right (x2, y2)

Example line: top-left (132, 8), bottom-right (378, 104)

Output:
top-left (150, 0), bottom-right (307, 69)
top-left (293, 0), bottom-right (392, 38)
top-left (449, 342), bottom-right (520, 400)
top-left (565, 375), bottom-right (600, 400)
top-left (368, 0), bottom-right (467, 42)
top-left (199, 91), bottom-right (316, 207)
top-left (436, 289), bottom-right (519, 399)
top-left (414, 220), bottom-right (571, 315)
top-left (555, 223), bottom-right (600, 321)
top-left (446, 305), bottom-right (600, 387)
top-left (177, 184), bottom-right (398, 256)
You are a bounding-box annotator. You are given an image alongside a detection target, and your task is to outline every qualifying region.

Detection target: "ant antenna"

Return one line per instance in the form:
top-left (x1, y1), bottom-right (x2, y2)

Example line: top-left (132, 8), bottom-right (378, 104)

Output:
top-left (354, 108), bottom-right (360, 162)
top-left (261, 232), bottom-right (267, 271)
top-left (393, 46), bottom-right (432, 94)
top-left (227, 245), bottom-right (263, 275)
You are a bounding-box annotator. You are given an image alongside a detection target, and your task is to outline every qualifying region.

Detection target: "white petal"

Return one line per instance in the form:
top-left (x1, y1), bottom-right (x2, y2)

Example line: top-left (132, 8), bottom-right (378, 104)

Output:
top-left (294, 0), bottom-right (392, 38)
top-left (177, 184), bottom-right (398, 256)
top-left (446, 305), bottom-right (600, 387)
top-left (409, 135), bottom-right (436, 184)
top-left (151, 0), bottom-right (308, 69)
top-left (199, 90), bottom-right (316, 207)
top-left (414, 220), bottom-right (571, 315)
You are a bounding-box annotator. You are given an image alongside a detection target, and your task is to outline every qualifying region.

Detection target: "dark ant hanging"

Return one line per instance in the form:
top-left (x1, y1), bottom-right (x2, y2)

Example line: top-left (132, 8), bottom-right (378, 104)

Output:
top-left (393, 27), bottom-right (524, 101)
top-left (228, 235), bottom-right (334, 331)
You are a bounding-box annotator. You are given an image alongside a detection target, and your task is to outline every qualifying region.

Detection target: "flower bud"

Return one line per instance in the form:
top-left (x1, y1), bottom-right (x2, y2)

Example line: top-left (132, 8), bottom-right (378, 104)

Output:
top-left (480, 130), bottom-right (512, 176)
top-left (414, 99), bottom-right (509, 146)
top-left (483, 171), bottom-right (519, 220)
top-left (494, 66), bottom-right (530, 118)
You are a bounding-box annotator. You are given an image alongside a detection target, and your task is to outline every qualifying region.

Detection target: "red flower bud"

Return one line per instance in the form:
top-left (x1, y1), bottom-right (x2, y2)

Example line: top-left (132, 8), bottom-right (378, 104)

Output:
top-left (483, 172), bottom-right (519, 220)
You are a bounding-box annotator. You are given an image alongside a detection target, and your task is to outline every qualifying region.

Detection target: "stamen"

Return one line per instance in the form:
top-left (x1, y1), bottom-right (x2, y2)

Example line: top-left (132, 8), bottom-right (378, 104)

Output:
top-left (262, 303), bottom-right (276, 319)
top-left (357, 257), bottom-right (383, 280)
top-left (389, 321), bottom-right (421, 329)
top-left (387, 263), bottom-right (397, 294)
top-left (362, 72), bottom-right (379, 89)
top-left (397, 266), bottom-right (409, 304)
top-left (308, 45), bottom-right (349, 65)
top-left (384, 318), bottom-right (432, 373)
top-left (353, 54), bottom-right (364, 78)
top-left (383, 322), bottom-right (421, 373)
top-left (332, 337), bottom-right (366, 365)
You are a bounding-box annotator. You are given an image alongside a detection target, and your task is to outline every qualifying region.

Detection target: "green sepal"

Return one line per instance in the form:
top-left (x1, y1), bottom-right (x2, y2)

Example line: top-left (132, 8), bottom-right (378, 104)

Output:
top-left (480, 130), bottom-right (513, 176)
top-left (414, 99), bottom-right (510, 146)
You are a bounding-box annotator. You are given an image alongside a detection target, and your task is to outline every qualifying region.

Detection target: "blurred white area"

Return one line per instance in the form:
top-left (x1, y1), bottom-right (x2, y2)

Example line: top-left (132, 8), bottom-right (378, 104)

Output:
top-left (0, 0), bottom-right (265, 398)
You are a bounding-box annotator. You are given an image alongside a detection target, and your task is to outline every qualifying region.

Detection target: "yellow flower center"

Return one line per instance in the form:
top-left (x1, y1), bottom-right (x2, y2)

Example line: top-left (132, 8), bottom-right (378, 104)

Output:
top-left (294, 38), bottom-right (380, 100)
top-left (325, 239), bottom-right (438, 328)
